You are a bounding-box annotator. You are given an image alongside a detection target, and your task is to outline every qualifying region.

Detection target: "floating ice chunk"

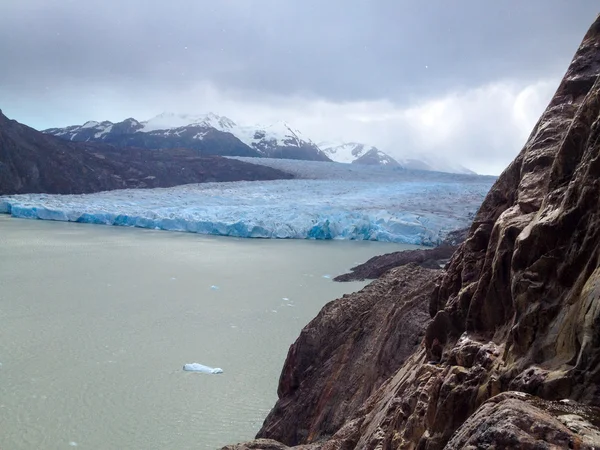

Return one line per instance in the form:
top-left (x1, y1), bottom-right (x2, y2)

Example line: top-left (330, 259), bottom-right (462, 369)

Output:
top-left (183, 363), bottom-right (223, 374)
top-left (282, 297), bottom-right (290, 301)
top-left (210, 285), bottom-right (219, 290)
top-left (322, 274), bottom-right (331, 279)
top-left (69, 442), bottom-right (78, 447)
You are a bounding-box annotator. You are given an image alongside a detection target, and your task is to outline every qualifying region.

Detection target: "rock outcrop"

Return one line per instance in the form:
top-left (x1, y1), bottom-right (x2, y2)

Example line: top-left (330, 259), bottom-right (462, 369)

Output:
top-left (0, 110), bottom-right (293, 195)
top-left (334, 229), bottom-right (468, 282)
top-left (257, 264), bottom-right (440, 444)
top-left (445, 392), bottom-right (600, 449)
top-left (225, 14), bottom-right (600, 450)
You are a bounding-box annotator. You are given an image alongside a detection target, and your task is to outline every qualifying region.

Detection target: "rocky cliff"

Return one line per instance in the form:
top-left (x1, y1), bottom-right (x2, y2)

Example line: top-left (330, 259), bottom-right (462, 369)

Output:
top-left (225, 14), bottom-right (600, 450)
top-left (0, 111), bottom-right (292, 196)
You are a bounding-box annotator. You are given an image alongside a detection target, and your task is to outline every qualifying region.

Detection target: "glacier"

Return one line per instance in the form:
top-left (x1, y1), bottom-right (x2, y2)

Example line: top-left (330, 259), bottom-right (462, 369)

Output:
top-left (0, 161), bottom-right (495, 245)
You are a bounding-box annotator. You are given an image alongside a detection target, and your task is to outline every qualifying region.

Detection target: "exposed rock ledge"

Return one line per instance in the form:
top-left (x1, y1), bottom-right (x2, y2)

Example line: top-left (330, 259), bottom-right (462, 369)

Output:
top-left (225, 14), bottom-right (600, 450)
top-left (334, 228), bottom-right (468, 282)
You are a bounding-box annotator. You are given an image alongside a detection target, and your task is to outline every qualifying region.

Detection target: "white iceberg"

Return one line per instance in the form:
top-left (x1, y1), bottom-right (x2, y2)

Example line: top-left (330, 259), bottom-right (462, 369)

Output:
top-left (183, 363), bottom-right (223, 374)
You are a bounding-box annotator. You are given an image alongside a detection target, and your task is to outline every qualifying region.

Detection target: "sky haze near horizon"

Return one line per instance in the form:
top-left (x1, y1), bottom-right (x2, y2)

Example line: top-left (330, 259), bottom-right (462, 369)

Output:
top-left (0, 1), bottom-right (598, 175)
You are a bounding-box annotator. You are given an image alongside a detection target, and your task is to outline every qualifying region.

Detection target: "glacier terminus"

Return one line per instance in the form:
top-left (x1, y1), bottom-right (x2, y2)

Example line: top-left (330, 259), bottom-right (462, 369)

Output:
top-left (0, 159), bottom-right (495, 246)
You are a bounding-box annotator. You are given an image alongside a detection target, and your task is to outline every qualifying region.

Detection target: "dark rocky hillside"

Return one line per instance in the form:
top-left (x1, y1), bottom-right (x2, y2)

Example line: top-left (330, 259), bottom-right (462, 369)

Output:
top-left (0, 111), bottom-right (292, 196)
top-left (225, 14), bottom-right (600, 450)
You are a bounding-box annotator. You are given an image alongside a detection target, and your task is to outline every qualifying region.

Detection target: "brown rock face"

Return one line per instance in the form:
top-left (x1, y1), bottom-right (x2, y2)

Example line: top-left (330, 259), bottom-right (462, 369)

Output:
top-left (445, 392), bottom-right (600, 449)
top-left (429, 14), bottom-right (600, 404)
top-left (256, 264), bottom-right (440, 445)
top-left (226, 15), bottom-right (600, 450)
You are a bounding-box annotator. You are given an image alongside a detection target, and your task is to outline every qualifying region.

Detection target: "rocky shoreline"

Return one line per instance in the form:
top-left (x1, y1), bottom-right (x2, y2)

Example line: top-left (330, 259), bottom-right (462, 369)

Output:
top-left (334, 228), bottom-right (468, 282)
top-left (224, 14), bottom-right (600, 450)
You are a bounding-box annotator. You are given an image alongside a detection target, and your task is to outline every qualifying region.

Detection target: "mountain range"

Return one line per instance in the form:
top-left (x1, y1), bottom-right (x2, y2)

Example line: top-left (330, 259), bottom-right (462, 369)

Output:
top-left (318, 141), bottom-right (475, 173)
top-left (44, 113), bottom-right (476, 174)
top-left (0, 110), bottom-right (292, 196)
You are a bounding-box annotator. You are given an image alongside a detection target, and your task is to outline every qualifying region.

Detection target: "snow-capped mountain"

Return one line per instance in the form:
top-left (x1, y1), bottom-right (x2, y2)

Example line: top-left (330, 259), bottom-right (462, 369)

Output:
top-left (319, 141), bottom-right (475, 174)
top-left (44, 113), bottom-right (330, 162)
top-left (44, 113), bottom-right (258, 158)
top-left (319, 142), bottom-right (400, 166)
top-left (139, 112), bottom-right (237, 133)
top-left (239, 121), bottom-right (330, 161)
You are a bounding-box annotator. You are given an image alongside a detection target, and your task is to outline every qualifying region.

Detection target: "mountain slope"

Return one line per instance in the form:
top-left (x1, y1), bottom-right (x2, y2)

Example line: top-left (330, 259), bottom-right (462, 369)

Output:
top-left (0, 110), bottom-right (292, 195)
top-left (45, 114), bottom-right (261, 158)
top-left (240, 122), bottom-right (331, 161)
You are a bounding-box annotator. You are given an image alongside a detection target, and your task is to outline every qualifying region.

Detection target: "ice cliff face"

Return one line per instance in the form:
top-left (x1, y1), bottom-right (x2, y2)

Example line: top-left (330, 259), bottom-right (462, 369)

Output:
top-left (224, 14), bottom-right (600, 450)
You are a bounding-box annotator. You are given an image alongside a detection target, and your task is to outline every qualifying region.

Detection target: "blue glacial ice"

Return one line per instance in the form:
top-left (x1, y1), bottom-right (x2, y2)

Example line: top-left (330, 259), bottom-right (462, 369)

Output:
top-left (183, 363), bottom-right (224, 374)
top-left (0, 161), bottom-right (495, 245)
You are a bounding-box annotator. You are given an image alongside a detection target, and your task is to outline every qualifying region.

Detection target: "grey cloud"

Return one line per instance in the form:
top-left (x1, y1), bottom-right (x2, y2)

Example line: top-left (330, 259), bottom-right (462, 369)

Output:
top-left (0, 0), bottom-right (597, 103)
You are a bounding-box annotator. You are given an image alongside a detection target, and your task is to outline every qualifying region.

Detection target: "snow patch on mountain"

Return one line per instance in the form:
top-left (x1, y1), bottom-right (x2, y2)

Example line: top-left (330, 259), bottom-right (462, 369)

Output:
top-left (133, 113), bottom-right (326, 158)
top-left (239, 121), bottom-right (322, 154)
top-left (142, 115), bottom-right (316, 153)
top-left (139, 112), bottom-right (236, 133)
top-left (319, 142), bottom-right (370, 164)
top-left (81, 120), bottom-right (100, 129)
top-left (319, 142), bottom-right (399, 166)
top-left (94, 125), bottom-right (113, 139)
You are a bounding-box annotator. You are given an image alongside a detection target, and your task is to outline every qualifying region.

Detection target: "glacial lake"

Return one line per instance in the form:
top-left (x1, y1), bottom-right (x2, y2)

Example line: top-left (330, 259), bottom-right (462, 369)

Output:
top-left (0, 216), bottom-right (419, 449)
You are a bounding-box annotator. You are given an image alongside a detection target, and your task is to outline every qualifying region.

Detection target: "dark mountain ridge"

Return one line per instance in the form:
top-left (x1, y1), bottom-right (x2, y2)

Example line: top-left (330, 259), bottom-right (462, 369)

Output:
top-left (43, 114), bottom-right (331, 162)
top-left (45, 117), bottom-right (261, 158)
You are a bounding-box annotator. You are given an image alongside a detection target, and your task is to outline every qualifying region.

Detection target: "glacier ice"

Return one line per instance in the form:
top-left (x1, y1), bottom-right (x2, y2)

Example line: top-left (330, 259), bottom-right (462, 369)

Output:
top-left (183, 363), bottom-right (223, 374)
top-left (0, 166), bottom-right (494, 245)
top-left (228, 157), bottom-right (490, 181)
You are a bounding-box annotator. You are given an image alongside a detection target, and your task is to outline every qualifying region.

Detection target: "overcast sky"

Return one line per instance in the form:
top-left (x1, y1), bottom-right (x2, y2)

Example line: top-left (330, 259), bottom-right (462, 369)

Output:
top-left (1, 1), bottom-right (597, 174)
